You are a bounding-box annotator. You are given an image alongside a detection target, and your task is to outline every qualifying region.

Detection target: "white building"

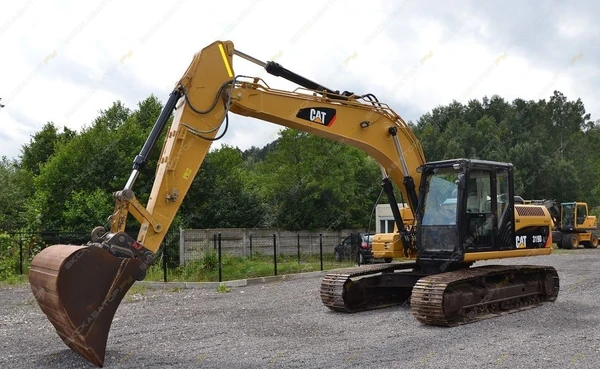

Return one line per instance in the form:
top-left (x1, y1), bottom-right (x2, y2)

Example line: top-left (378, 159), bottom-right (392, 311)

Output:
top-left (375, 203), bottom-right (410, 233)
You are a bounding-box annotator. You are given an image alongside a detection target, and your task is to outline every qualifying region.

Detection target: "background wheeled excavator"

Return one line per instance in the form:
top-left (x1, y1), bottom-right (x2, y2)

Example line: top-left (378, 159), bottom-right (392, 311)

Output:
top-left (28, 40), bottom-right (560, 367)
top-left (519, 198), bottom-right (598, 249)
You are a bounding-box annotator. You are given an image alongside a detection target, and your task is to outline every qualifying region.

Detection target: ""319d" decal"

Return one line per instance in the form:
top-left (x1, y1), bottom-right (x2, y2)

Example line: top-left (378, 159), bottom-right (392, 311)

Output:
top-left (516, 235), bottom-right (543, 248)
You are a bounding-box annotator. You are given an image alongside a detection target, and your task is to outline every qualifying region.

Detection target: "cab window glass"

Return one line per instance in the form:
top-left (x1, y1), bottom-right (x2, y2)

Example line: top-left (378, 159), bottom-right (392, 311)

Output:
top-left (496, 170), bottom-right (509, 222)
top-left (576, 204), bottom-right (587, 225)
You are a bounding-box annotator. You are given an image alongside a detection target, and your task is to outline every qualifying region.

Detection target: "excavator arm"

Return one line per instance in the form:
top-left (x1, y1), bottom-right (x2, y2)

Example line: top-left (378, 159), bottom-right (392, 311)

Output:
top-left (28, 40), bottom-right (425, 367)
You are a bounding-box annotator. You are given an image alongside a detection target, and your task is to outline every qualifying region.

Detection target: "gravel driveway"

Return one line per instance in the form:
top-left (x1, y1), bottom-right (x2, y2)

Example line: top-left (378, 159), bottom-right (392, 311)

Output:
top-left (1, 251), bottom-right (599, 369)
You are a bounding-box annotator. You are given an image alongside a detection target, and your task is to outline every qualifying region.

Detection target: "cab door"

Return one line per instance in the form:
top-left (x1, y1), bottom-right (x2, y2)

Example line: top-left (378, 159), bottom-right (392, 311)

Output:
top-left (464, 169), bottom-right (495, 250)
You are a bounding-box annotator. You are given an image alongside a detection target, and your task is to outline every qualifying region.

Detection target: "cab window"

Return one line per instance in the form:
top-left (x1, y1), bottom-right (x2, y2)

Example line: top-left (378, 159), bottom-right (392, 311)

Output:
top-left (576, 204), bottom-right (587, 225)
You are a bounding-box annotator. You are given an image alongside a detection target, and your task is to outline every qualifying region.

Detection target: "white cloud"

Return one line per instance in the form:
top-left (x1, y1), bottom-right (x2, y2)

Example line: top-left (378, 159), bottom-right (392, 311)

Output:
top-left (0, 0), bottom-right (598, 161)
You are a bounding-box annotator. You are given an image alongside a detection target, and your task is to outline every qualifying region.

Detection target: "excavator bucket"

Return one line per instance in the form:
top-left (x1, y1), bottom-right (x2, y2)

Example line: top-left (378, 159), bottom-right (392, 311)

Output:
top-left (28, 244), bottom-right (145, 367)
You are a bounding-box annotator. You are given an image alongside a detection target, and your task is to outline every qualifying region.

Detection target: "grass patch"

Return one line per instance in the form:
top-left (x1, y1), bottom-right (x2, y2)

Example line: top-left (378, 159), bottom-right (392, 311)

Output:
top-left (124, 283), bottom-right (149, 302)
top-left (0, 274), bottom-right (28, 286)
top-left (216, 284), bottom-right (231, 293)
top-left (144, 252), bottom-right (356, 282)
top-left (127, 283), bottom-right (148, 295)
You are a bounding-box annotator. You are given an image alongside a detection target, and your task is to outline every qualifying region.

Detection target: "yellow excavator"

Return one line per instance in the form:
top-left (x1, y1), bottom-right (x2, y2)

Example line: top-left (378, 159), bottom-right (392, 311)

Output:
top-left (552, 201), bottom-right (598, 248)
top-left (28, 40), bottom-right (560, 367)
top-left (519, 199), bottom-right (598, 249)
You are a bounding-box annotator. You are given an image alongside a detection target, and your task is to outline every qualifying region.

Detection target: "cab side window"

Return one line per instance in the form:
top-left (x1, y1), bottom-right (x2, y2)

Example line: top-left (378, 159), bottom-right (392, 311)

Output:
top-left (466, 171), bottom-right (491, 213)
top-left (466, 170), bottom-right (494, 248)
top-left (576, 204), bottom-right (587, 225)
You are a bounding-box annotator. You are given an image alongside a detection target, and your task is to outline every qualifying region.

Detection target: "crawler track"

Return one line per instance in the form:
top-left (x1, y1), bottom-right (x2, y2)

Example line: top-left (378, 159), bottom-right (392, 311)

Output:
top-left (320, 262), bottom-right (419, 312)
top-left (411, 265), bottom-right (559, 326)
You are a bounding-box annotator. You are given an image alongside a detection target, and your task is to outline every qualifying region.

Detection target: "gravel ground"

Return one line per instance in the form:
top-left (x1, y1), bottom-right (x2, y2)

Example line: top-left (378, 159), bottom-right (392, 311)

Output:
top-left (1, 250), bottom-right (599, 369)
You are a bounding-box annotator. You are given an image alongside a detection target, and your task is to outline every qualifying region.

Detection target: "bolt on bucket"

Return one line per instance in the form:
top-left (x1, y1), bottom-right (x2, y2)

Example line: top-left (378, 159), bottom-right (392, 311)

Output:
top-left (29, 244), bottom-right (145, 367)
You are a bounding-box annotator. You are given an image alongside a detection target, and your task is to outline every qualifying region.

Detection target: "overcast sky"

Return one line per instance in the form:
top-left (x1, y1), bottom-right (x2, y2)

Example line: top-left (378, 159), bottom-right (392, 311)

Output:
top-left (1, 0), bottom-right (598, 161)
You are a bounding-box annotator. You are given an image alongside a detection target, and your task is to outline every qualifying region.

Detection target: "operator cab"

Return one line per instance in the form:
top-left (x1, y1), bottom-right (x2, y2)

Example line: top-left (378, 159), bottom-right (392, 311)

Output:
top-left (561, 202), bottom-right (588, 230)
top-left (416, 159), bottom-right (515, 266)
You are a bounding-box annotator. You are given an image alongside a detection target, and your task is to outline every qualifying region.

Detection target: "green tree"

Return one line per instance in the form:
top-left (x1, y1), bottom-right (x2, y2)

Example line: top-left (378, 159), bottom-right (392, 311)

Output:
top-left (93, 100), bottom-right (131, 130)
top-left (20, 122), bottom-right (75, 175)
top-left (62, 189), bottom-right (113, 232)
top-left (413, 91), bottom-right (595, 202)
top-left (180, 145), bottom-right (266, 228)
top-left (28, 97), bottom-right (164, 231)
top-left (0, 157), bottom-right (33, 230)
top-left (254, 129), bottom-right (381, 230)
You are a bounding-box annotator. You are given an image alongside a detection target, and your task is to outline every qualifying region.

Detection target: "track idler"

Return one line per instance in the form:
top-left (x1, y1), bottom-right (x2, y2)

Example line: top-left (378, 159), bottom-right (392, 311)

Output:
top-left (29, 244), bottom-right (149, 367)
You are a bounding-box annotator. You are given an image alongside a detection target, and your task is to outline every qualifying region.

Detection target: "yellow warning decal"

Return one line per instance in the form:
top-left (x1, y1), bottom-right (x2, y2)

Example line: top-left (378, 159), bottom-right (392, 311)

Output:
top-left (218, 43), bottom-right (233, 78)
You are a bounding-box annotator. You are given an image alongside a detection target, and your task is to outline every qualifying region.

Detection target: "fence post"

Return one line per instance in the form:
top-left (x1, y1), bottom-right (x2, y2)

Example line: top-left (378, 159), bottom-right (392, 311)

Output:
top-left (213, 234), bottom-right (217, 250)
top-left (273, 233), bottom-right (277, 276)
top-left (242, 228), bottom-right (247, 257)
top-left (319, 233), bottom-right (323, 271)
top-left (249, 234), bottom-right (253, 260)
top-left (179, 228), bottom-right (185, 266)
top-left (19, 237), bottom-right (23, 275)
top-left (162, 242), bottom-right (168, 282)
top-left (218, 233), bottom-right (222, 282)
top-left (297, 233), bottom-right (300, 264)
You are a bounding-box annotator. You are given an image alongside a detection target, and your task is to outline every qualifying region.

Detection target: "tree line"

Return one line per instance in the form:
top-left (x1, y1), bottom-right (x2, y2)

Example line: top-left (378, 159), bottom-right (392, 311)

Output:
top-left (0, 90), bottom-right (598, 235)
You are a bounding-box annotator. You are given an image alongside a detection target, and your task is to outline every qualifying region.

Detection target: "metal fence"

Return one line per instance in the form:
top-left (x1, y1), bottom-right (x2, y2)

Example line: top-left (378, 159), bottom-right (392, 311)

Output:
top-left (180, 228), bottom-right (360, 265)
top-left (205, 232), bottom-right (340, 282)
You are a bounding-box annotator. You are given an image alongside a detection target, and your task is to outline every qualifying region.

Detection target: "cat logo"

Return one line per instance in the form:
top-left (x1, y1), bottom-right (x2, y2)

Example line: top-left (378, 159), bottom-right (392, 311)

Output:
top-left (296, 107), bottom-right (337, 126)
top-left (309, 109), bottom-right (327, 123)
top-left (515, 235), bottom-right (527, 248)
